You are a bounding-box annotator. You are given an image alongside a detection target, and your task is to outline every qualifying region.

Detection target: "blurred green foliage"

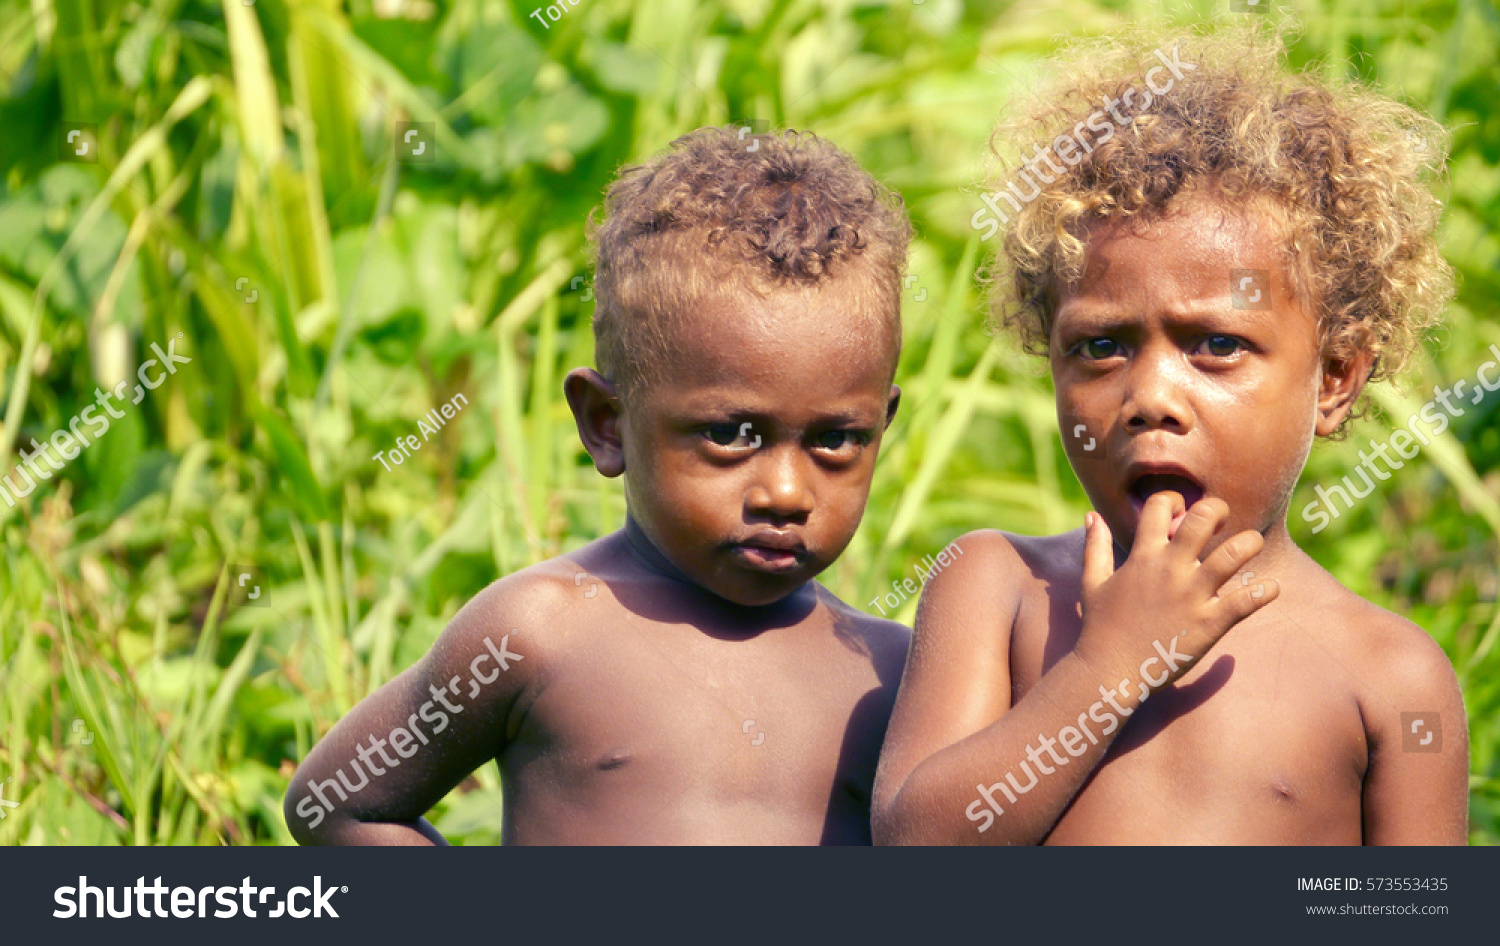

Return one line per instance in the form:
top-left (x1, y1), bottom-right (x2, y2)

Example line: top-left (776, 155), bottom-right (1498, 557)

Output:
top-left (0, 0), bottom-right (1496, 844)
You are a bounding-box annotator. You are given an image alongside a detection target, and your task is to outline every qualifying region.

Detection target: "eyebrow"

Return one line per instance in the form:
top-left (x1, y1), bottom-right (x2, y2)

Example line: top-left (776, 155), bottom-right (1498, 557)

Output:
top-left (810, 409), bottom-right (883, 427)
top-left (1056, 303), bottom-right (1280, 331)
top-left (670, 397), bottom-right (882, 426)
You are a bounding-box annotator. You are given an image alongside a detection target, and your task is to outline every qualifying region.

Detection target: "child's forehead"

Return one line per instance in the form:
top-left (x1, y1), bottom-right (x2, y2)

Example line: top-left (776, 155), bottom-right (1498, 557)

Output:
top-left (1081, 195), bottom-right (1290, 262)
top-left (630, 286), bottom-right (897, 412)
top-left (632, 359), bottom-right (893, 423)
top-left (1055, 197), bottom-right (1320, 340)
top-left (663, 278), bottom-right (897, 369)
top-left (1065, 199), bottom-right (1294, 298)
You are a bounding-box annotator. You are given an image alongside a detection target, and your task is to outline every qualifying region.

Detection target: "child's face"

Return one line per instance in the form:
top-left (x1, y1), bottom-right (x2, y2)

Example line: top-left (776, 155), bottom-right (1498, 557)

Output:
top-left (1050, 197), bottom-right (1330, 552)
top-left (619, 278), bottom-right (899, 606)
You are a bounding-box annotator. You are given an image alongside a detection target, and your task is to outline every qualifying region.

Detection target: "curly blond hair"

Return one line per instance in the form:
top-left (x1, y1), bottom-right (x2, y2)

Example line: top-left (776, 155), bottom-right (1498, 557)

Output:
top-left (984, 24), bottom-right (1453, 408)
top-left (589, 126), bottom-right (911, 396)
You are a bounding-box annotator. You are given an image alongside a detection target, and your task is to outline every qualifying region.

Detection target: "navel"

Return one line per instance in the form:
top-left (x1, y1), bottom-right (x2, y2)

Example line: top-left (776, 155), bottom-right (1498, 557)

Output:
top-left (597, 747), bottom-right (632, 770)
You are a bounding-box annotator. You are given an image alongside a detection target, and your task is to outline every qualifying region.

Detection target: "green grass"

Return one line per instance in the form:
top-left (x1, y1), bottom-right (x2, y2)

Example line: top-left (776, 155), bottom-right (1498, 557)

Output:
top-left (0, 0), bottom-right (1497, 844)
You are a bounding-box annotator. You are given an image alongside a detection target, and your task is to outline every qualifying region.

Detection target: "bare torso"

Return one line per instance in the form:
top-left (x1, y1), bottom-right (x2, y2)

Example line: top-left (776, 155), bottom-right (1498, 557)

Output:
top-left (872, 522), bottom-right (1464, 847)
top-left (497, 535), bottom-right (910, 844)
top-left (1006, 530), bottom-right (1383, 844)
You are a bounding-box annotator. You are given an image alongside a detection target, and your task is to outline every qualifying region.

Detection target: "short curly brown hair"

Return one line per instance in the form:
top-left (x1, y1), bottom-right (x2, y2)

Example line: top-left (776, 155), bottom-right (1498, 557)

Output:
top-left (589, 126), bottom-right (911, 396)
top-left (983, 24), bottom-right (1453, 407)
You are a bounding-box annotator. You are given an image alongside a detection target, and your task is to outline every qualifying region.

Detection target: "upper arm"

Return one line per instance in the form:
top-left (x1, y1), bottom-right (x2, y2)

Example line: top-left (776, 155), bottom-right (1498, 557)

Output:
top-left (285, 576), bottom-right (546, 841)
top-left (1359, 618), bottom-right (1469, 845)
top-left (872, 531), bottom-right (1025, 826)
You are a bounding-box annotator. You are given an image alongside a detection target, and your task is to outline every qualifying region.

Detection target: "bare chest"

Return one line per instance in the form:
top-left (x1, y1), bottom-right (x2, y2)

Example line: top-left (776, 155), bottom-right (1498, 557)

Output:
top-left (1011, 603), bottom-right (1368, 843)
top-left (503, 618), bottom-right (892, 837)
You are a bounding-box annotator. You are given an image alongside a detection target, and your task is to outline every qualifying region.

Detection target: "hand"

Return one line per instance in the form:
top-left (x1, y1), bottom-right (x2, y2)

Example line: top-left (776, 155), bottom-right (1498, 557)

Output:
top-left (1072, 494), bottom-right (1279, 699)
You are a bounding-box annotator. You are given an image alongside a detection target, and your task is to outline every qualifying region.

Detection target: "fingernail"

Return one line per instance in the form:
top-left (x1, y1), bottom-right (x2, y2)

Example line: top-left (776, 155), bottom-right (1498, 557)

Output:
top-left (1085, 511), bottom-right (1096, 529)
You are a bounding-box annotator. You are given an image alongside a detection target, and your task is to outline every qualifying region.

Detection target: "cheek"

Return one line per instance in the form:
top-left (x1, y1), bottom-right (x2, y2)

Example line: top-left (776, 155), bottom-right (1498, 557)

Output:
top-left (1212, 375), bottom-right (1319, 511)
top-left (1053, 371), bottom-right (1109, 425)
top-left (623, 435), bottom-right (705, 518)
top-left (819, 467), bottom-right (878, 534)
top-left (636, 456), bottom-right (739, 520)
top-left (1241, 358), bottom-right (1323, 437)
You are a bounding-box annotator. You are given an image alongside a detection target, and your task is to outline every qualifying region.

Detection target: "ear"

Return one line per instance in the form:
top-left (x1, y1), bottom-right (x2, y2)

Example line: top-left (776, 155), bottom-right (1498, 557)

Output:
top-left (1314, 350), bottom-right (1375, 437)
top-left (564, 367), bottom-right (626, 477)
top-left (884, 384), bottom-right (902, 429)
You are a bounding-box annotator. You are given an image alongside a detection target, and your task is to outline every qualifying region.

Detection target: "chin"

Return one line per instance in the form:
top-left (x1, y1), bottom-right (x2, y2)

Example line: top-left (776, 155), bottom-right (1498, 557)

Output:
top-left (716, 575), bottom-right (808, 607)
top-left (720, 589), bottom-right (794, 608)
top-left (709, 557), bottom-right (828, 606)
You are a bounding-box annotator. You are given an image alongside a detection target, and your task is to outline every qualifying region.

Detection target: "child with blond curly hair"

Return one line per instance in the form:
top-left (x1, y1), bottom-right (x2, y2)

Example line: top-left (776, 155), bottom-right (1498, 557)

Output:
top-left (874, 25), bottom-right (1468, 845)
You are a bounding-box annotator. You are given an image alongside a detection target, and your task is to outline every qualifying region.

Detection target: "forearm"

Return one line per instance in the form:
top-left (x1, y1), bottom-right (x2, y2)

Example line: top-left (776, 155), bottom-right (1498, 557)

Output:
top-left (283, 745), bottom-right (457, 847)
top-left (880, 651), bottom-right (1140, 845)
top-left (293, 814), bottom-right (449, 846)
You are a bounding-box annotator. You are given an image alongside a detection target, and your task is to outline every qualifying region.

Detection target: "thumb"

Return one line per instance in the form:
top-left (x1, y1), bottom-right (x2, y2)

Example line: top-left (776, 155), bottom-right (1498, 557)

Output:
top-left (1081, 511), bottom-right (1115, 598)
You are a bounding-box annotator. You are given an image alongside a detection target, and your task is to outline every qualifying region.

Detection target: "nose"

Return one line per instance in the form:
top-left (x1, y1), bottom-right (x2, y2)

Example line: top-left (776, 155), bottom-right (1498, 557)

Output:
top-left (745, 448), bottom-right (814, 522)
top-left (1121, 344), bottom-right (1194, 434)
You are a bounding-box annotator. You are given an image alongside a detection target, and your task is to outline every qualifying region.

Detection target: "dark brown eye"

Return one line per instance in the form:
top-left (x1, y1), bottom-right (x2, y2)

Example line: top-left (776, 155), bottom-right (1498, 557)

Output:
top-left (1081, 338), bottom-right (1119, 359)
top-left (811, 430), bottom-right (871, 461)
top-left (704, 423), bottom-right (759, 449)
top-left (705, 424), bottom-right (739, 446)
top-left (1205, 335), bottom-right (1242, 357)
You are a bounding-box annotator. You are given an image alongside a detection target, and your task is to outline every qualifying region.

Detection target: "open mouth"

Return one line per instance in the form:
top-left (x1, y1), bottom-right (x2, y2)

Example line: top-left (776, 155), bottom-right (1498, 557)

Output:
top-left (1127, 472), bottom-right (1205, 537)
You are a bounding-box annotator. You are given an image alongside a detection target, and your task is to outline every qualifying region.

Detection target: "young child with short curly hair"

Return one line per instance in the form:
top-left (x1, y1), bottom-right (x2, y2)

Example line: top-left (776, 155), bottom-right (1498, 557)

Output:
top-left (286, 127), bottom-right (913, 844)
top-left (873, 26), bottom-right (1468, 845)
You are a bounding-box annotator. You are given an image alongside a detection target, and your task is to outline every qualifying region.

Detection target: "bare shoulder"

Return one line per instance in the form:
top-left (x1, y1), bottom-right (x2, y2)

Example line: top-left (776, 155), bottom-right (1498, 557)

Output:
top-left (996, 528), bottom-right (1087, 585)
top-left (454, 558), bottom-right (589, 629)
top-left (814, 584), bottom-right (911, 668)
top-left (425, 546), bottom-right (613, 681)
top-left (926, 528), bottom-right (1029, 585)
top-left (943, 527), bottom-right (1083, 581)
top-left (1298, 571), bottom-right (1462, 726)
top-left (915, 528), bottom-right (1081, 625)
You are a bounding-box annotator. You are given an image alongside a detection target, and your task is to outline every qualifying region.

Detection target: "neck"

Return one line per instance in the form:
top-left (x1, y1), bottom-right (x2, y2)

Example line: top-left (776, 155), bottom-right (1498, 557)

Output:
top-left (620, 513), bottom-right (815, 623)
top-left (622, 514), bottom-right (700, 588)
top-left (1241, 515), bottom-right (1310, 581)
top-left (1111, 513), bottom-right (1309, 586)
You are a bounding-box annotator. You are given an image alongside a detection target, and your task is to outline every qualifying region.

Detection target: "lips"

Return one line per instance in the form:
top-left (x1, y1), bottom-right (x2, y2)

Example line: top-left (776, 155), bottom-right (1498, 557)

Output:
top-left (731, 532), bottom-right (808, 574)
